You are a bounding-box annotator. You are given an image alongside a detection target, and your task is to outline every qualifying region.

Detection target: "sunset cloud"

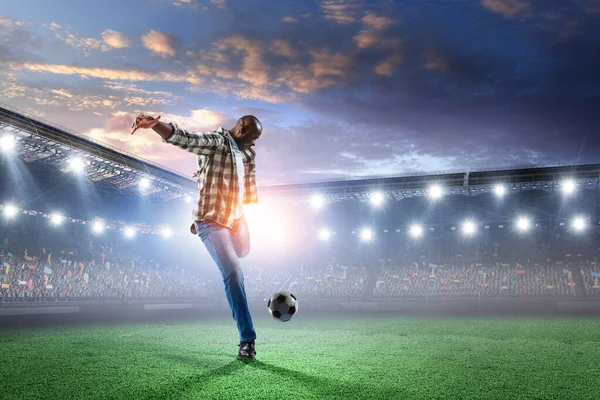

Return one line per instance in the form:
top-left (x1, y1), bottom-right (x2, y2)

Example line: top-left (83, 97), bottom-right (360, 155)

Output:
top-left (481, 0), bottom-right (532, 19)
top-left (12, 62), bottom-right (202, 85)
top-left (142, 30), bottom-right (177, 57)
top-left (320, 0), bottom-right (363, 24)
top-left (101, 30), bottom-right (131, 49)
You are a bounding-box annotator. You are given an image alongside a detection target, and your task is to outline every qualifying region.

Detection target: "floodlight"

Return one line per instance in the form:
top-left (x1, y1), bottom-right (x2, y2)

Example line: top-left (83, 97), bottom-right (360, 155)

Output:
top-left (409, 224), bottom-right (423, 238)
top-left (360, 228), bottom-right (373, 241)
top-left (462, 220), bottom-right (476, 236)
top-left (162, 228), bottom-right (172, 238)
top-left (184, 195), bottom-right (192, 203)
top-left (318, 228), bottom-right (331, 241)
top-left (494, 184), bottom-right (506, 197)
top-left (92, 220), bottom-right (105, 233)
top-left (370, 192), bottom-right (384, 207)
top-left (3, 204), bottom-right (18, 218)
top-left (124, 227), bottom-right (136, 238)
top-left (572, 216), bottom-right (586, 232)
top-left (561, 179), bottom-right (576, 195)
top-left (0, 135), bottom-right (16, 153)
top-left (311, 194), bottom-right (324, 209)
top-left (50, 213), bottom-right (64, 226)
top-left (139, 178), bottom-right (151, 190)
top-left (428, 185), bottom-right (443, 199)
top-left (68, 156), bottom-right (86, 173)
top-left (516, 216), bottom-right (531, 232)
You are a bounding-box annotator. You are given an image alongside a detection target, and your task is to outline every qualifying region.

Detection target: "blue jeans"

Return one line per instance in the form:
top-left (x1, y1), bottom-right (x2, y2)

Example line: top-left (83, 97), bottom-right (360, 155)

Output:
top-left (194, 215), bottom-right (256, 343)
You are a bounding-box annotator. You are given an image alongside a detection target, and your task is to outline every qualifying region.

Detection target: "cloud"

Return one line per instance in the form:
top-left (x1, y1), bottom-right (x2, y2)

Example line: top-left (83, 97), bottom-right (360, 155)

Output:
top-left (142, 30), bottom-right (177, 57)
top-left (283, 17), bottom-right (297, 23)
top-left (481, 0), bottom-right (532, 19)
top-left (354, 13), bottom-right (402, 75)
top-left (320, 0), bottom-right (363, 24)
top-left (101, 30), bottom-right (131, 49)
top-left (0, 17), bottom-right (24, 29)
top-left (53, 31), bottom-right (104, 55)
top-left (12, 62), bottom-right (202, 85)
top-left (211, 0), bottom-right (226, 9)
top-left (0, 72), bottom-right (178, 112)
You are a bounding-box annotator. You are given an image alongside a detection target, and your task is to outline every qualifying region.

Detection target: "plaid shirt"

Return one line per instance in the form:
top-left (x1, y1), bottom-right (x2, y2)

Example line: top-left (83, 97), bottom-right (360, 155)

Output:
top-left (163, 123), bottom-right (258, 233)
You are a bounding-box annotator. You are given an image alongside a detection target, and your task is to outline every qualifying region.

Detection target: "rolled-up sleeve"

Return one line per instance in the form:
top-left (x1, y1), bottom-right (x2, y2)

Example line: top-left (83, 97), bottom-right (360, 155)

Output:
top-left (163, 123), bottom-right (224, 156)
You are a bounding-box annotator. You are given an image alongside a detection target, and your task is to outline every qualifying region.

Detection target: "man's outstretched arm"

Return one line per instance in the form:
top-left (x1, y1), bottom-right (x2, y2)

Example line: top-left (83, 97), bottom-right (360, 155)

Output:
top-left (131, 114), bottom-right (223, 156)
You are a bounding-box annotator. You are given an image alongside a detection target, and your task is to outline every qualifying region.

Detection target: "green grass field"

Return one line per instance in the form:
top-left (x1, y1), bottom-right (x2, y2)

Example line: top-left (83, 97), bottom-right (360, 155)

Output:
top-left (1, 315), bottom-right (600, 399)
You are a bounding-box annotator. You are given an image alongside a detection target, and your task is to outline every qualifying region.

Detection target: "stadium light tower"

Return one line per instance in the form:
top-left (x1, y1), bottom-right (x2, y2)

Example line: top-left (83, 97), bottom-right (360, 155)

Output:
top-left (0, 135), bottom-right (16, 153)
top-left (50, 213), bottom-right (65, 226)
top-left (124, 227), bottom-right (136, 238)
top-left (3, 204), bottom-right (18, 218)
top-left (139, 177), bottom-right (151, 190)
top-left (409, 224), bottom-right (423, 238)
top-left (571, 216), bottom-right (587, 232)
top-left (318, 228), bottom-right (331, 241)
top-left (462, 220), bottom-right (476, 236)
top-left (494, 184), bottom-right (506, 197)
top-left (561, 179), bottom-right (576, 195)
top-left (68, 156), bottom-right (86, 174)
top-left (428, 184), bottom-right (443, 200)
top-left (370, 191), bottom-right (385, 207)
top-left (360, 227), bottom-right (373, 242)
top-left (92, 219), bottom-right (105, 234)
top-left (516, 216), bottom-right (531, 232)
top-left (311, 194), bottom-right (325, 210)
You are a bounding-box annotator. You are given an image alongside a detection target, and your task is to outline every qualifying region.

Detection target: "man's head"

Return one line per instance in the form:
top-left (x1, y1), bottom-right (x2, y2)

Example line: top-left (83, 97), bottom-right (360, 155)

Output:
top-left (229, 115), bottom-right (262, 149)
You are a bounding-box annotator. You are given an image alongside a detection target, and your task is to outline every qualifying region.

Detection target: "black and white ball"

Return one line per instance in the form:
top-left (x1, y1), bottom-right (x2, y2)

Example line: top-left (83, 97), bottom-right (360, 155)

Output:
top-left (267, 291), bottom-right (298, 322)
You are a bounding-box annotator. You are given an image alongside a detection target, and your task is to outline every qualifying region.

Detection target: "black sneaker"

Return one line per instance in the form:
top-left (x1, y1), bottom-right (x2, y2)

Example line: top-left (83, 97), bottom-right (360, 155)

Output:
top-left (237, 341), bottom-right (256, 360)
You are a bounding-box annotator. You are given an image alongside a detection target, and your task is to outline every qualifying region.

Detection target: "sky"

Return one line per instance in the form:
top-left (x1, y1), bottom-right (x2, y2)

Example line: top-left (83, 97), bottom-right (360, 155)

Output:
top-left (1, 0), bottom-right (600, 186)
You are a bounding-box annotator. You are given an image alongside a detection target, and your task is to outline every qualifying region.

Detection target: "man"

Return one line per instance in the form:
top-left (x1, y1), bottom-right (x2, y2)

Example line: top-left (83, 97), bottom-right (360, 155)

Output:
top-left (131, 113), bottom-right (262, 360)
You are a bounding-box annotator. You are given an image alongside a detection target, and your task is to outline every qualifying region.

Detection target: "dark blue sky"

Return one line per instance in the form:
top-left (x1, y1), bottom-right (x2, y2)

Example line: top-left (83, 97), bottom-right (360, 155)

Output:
top-left (1, 0), bottom-right (599, 185)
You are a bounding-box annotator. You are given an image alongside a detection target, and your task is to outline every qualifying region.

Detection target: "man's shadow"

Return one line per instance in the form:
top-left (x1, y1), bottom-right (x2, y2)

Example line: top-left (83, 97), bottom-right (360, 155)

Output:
top-left (149, 353), bottom-right (398, 399)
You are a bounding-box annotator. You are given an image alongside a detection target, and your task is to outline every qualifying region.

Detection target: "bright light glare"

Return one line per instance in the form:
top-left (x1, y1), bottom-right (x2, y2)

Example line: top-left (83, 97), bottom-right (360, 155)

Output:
top-left (3, 204), bottom-right (18, 218)
top-left (409, 224), bottom-right (423, 238)
top-left (162, 228), bottom-right (172, 238)
top-left (50, 213), bottom-right (64, 225)
top-left (124, 227), bottom-right (136, 238)
top-left (370, 192), bottom-right (384, 207)
top-left (428, 185), bottom-right (443, 199)
top-left (572, 216), bottom-right (586, 232)
top-left (311, 194), bottom-right (324, 210)
top-left (0, 135), bottom-right (16, 153)
top-left (243, 203), bottom-right (287, 246)
top-left (318, 228), bottom-right (331, 241)
top-left (494, 184), bottom-right (506, 197)
top-left (360, 228), bottom-right (373, 242)
top-left (561, 179), bottom-right (576, 195)
top-left (92, 220), bottom-right (105, 233)
top-left (68, 156), bottom-right (86, 173)
top-left (516, 216), bottom-right (531, 232)
top-left (462, 220), bottom-right (476, 236)
top-left (139, 178), bottom-right (151, 190)
top-left (184, 195), bottom-right (192, 203)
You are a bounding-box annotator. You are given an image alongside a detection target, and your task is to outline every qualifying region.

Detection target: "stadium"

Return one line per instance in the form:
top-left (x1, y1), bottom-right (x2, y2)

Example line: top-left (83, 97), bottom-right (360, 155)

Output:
top-left (2, 103), bottom-right (600, 399)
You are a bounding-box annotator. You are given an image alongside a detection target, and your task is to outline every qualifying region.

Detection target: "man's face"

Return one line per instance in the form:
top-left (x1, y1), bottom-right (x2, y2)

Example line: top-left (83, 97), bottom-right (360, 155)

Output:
top-left (238, 124), bottom-right (261, 149)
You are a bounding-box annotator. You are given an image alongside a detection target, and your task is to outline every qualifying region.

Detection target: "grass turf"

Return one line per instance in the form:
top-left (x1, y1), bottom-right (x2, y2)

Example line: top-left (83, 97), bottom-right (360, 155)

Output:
top-left (1, 315), bottom-right (600, 399)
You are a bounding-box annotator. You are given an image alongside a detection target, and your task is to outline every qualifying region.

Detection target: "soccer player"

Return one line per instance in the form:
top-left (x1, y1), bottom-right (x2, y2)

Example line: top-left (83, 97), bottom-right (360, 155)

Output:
top-left (131, 113), bottom-right (262, 360)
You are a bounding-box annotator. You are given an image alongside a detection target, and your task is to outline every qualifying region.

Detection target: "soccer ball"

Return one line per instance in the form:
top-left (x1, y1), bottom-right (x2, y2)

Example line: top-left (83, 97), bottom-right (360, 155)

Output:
top-left (267, 291), bottom-right (298, 322)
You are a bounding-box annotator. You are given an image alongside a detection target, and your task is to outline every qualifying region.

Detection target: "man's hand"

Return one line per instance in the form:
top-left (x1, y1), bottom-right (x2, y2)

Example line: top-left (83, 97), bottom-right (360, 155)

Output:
top-left (131, 113), bottom-right (161, 135)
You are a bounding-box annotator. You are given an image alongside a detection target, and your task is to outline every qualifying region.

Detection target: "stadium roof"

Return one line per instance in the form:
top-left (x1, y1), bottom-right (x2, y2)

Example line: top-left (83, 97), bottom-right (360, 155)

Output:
top-left (1, 101), bottom-right (599, 207)
top-left (0, 103), bottom-right (196, 201)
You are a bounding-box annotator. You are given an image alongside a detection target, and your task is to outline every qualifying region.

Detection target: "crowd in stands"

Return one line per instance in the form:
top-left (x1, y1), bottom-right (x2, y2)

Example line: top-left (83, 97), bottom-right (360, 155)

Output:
top-left (2, 222), bottom-right (600, 302)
